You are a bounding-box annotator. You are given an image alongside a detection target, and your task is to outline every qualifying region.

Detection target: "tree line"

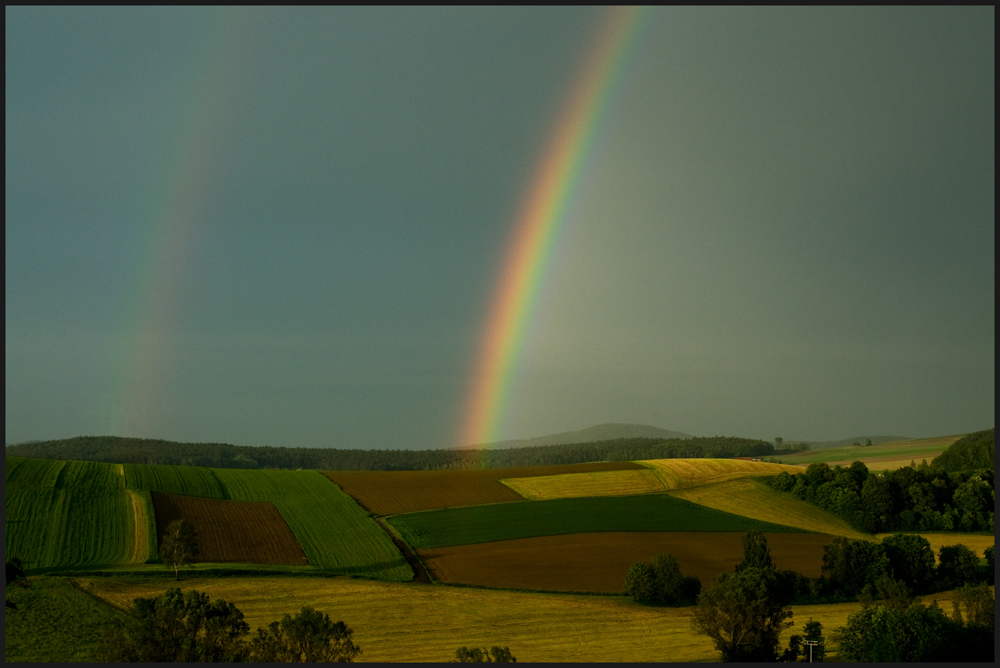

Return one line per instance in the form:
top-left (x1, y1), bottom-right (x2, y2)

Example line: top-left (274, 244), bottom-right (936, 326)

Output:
top-left (766, 459), bottom-right (994, 534)
top-left (625, 531), bottom-right (994, 662)
top-left (5, 434), bottom-right (774, 471)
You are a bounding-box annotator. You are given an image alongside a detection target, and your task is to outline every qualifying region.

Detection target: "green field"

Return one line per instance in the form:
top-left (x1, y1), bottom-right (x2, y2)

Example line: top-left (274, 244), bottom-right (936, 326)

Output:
top-left (6, 458), bottom-right (412, 581)
top-left (4, 577), bottom-right (127, 662)
top-left (5, 458), bottom-right (139, 571)
top-left (778, 435), bottom-right (961, 469)
top-left (212, 468), bottom-right (412, 579)
top-left (124, 462), bottom-right (227, 499)
top-left (388, 494), bottom-right (807, 549)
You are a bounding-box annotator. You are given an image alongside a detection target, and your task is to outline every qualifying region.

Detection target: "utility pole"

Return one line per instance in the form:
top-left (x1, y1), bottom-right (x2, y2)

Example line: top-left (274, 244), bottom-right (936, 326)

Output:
top-left (801, 639), bottom-right (819, 663)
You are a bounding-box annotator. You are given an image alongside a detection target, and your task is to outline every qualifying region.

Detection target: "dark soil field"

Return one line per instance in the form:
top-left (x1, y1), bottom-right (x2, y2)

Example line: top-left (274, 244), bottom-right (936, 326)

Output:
top-left (323, 461), bottom-right (644, 515)
top-left (418, 531), bottom-right (836, 593)
top-left (151, 492), bottom-right (308, 565)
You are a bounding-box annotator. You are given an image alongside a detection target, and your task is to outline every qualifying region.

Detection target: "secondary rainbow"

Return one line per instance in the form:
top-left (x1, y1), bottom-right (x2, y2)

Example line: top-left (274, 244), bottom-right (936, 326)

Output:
top-left (112, 10), bottom-right (249, 437)
top-left (457, 7), bottom-right (651, 449)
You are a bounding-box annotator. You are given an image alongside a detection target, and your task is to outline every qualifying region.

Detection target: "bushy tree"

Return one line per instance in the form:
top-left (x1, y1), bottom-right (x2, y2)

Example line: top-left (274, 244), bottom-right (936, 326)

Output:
top-left (691, 567), bottom-right (793, 662)
top-left (951, 582), bottom-right (994, 627)
top-left (985, 545), bottom-right (994, 585)
top-left (833, 603), bottom-right (959, 662)
top-left (937, 544), bottom-right (980, 589)
top-left (880, 533), bottom-right (935, 593)
top-left (249, 606), bottom-right (361, 662)
top-left (98, 588), bottom-right (249, 662)
top-left (735, 530), bottom-right (774, 572)
top-left (624, 553), bottom-right (700, 606)
top-left (158, 520), bottom-right (199, 581)
top-left (453, 646), bottom-right (516, 662)
top-left (821, 537), bottom-right (890, 598)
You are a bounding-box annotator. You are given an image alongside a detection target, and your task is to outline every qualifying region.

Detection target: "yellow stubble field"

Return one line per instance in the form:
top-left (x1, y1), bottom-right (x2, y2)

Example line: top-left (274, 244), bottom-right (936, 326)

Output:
top-left (74, 575), bottom-right (889, 662)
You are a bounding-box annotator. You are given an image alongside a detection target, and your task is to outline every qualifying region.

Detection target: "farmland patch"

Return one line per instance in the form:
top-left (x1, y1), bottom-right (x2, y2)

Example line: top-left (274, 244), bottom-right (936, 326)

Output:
top-left (418, 531), bottom-right (836, 592)
top-left (388, 494), bottom-right (805, 550)
top-left (124, 463), bottom-right (227, 499)
top-left (5, 457), bottom-right (140, 571)
top-left (323, 461), bottom-right (645, 515)
top-left (500, 468), bottom-right (667, 500)
top-left (211, 468), bottom-right (412, 580)
top-left (639, 458), bottom-right (804, 490)
top-left (666, 478), bottom-right (872, 540)
top-left (151, 492), bottom-right (308, 565)
top-left (79, 575), bottom-right (888, 662)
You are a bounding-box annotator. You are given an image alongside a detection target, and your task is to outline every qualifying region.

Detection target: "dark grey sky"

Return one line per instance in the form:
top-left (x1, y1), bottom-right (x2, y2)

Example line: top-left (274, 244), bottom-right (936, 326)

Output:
top-left (6, 7), bottom-right (994, 449)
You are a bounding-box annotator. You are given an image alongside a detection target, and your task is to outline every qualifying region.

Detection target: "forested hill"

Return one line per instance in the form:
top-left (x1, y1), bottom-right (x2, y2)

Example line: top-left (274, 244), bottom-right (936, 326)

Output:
top-left (4, 435), bottom-right (774, 471)
top-left (932, 428), bottom-right (994, 471)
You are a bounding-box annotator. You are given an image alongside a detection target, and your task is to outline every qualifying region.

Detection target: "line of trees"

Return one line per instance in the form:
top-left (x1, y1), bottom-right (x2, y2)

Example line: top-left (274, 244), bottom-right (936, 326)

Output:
top-left (654, 530), bottom-right (994, 662)
top-left (5, 434), bottom-right (775, 471)
top-left (767, 459), bottom-right (994, 533)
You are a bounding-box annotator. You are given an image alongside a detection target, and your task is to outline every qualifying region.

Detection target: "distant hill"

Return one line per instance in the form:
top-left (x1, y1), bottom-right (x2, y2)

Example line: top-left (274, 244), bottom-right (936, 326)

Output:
top-left (477, 423), bottom-right (693, 450)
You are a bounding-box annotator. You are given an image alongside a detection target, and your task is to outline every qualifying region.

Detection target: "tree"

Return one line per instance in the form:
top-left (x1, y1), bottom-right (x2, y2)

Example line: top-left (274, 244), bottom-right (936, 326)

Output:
top-left (881, 533), bottom-right (935, 593)
top-left (623, 562), bottom-right (656, 605)
top-left (951, 582), bottom-right (994, 627)
top-left (624, 554), bottom-right (700, 606)
top-left (159, 520), bottom-right (199, 581)
top-left (832, 603), bottom-right (956, 662)
top-left (937, 544), bottom-right (980, 589)
top-left (98, 588), bottom-right (250, 662)
top-left (249, 606), bottom-right (361, 662)
top-left (691, 567), bottom-right (793, 662)
top-left (735, 530), bottom-right (774, 572)
top-left (453, 646), bottom-right (516, 662)
top-left (985, 546), bottom-right (994, 585)
top-left (801, 618), bottom-right (825, 662)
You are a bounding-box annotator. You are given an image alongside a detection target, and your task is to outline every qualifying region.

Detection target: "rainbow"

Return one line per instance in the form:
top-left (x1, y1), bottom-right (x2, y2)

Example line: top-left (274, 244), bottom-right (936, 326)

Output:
top-left (111, 10), bottom-right (249, 437)
top-left (457, 6), bottom-right (651, 449)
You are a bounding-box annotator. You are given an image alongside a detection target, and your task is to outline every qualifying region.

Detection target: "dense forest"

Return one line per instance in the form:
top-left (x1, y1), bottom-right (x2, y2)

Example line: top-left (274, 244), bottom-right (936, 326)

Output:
top-left (4, 434), bottom-right (775, 471)
top-left (767, 459), bottom-right (994, 534)
top-left (931, 428), bottom-right (995, 472)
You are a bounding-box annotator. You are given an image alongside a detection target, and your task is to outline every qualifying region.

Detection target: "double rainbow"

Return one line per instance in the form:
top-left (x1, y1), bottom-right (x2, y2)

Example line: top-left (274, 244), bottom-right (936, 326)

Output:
top-left (457, 7), bottom-right (651, 449)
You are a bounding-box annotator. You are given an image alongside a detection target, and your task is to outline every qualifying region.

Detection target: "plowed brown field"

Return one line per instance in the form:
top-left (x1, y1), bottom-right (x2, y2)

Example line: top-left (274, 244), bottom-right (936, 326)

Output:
top-left (418, 531), bottom-right (835, 593)
top-left (322, 461), bottom-right (645, 515)
top-left (152, 492), bottom-right (308, 565)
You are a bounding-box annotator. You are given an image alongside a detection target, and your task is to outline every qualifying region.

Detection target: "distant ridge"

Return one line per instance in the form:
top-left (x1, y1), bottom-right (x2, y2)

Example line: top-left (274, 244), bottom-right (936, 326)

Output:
top-left (474, 423), bottom-right (694, 450)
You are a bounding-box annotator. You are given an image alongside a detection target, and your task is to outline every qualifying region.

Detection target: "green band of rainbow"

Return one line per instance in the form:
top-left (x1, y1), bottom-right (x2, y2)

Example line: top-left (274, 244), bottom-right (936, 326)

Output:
top-left (457, 6), bottom-right (651, 448)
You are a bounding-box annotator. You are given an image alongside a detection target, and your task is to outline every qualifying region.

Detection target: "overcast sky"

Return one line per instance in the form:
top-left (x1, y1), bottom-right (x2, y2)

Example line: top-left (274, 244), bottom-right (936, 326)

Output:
top-left (6, 7), bottom-right (994, 450)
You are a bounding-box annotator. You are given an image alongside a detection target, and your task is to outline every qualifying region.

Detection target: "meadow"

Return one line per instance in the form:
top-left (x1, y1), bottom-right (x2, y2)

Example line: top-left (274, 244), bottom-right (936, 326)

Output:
top-left (388, 494), bottom-right (807, 550)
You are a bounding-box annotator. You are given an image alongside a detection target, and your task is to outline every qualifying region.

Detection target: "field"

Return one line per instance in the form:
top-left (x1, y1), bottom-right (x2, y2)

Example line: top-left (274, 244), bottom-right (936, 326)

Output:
top-left (778, 435), bottom-right (962, 470)
top-left (5, 457), bottom-right (142, 570)
top-left (666, 478), bottom-right (873, 540)
top-left (418, 531), bottom-right (835, 592)
top-left (388, 494), bottom-right (806, 550)
top-left (323, 461), bottom-right (644, 515)
top-left (4, 577), bottom-right (126, 662)
top-left (496, 459), bottom-right (805, 501)
top-left (151, 492), bottom-right (308, 565)
top-left (6, 458), bottom-right (412, 581)
top-left (124, 462), bottom-right (228, 498)
top-left (640, 458), bottom-right (805, 489)
top-left (74, 574), bottom-right (957, 662)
